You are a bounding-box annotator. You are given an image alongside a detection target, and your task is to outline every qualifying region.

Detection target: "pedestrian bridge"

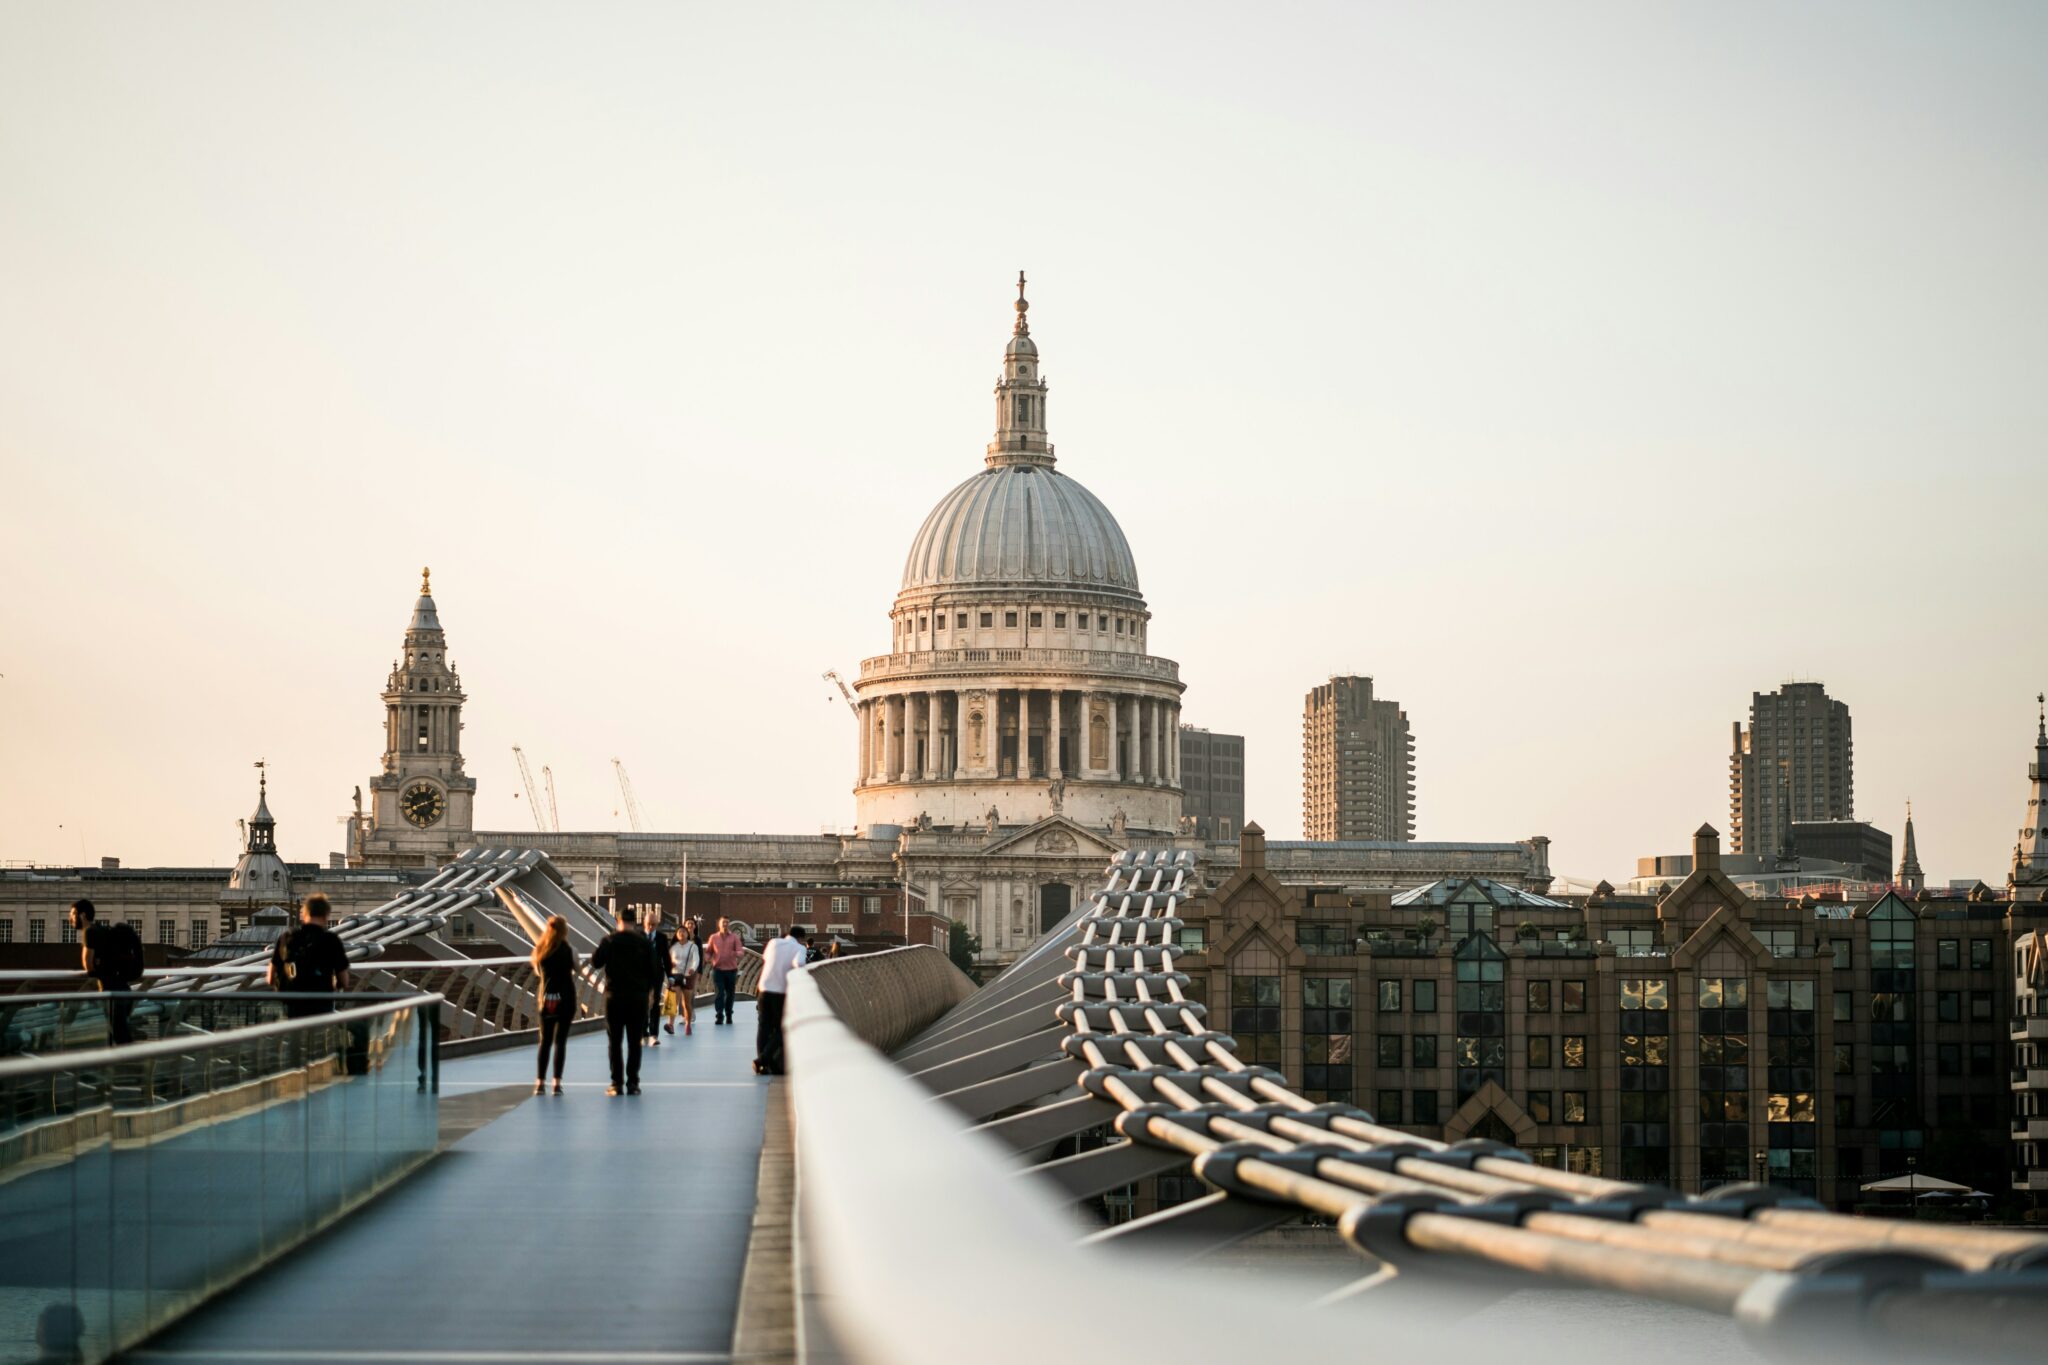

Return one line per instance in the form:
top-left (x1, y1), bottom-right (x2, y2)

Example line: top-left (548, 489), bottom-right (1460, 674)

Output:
top-left (4, 850), bottom-right (2046, 1364)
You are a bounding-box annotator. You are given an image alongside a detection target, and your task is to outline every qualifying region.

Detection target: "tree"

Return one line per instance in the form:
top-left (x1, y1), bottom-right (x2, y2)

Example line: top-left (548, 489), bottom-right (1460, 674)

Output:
top-left (948, 919), bottom-right (982, 975)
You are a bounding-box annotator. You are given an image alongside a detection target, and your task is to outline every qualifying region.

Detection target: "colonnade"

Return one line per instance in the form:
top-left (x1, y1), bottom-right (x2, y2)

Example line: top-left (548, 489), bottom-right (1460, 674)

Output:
top-left (856, 687), bottom-right (1182, 788)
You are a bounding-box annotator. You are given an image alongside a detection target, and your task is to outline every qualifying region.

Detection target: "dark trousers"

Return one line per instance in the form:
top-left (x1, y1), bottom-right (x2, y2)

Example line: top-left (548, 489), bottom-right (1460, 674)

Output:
top-left (604, 999), bottom-right (643, 1089)
top-left (537, 1012), bottom-right (571, 1081)
top-left (755, 989), bottom-right (787, 1075)
top-left (102, 990), bottom-right (134, 1046)
top-left (646, 988), bottom-right (663, 1038)
top-left (713, 968), bottom-right (738, 1022)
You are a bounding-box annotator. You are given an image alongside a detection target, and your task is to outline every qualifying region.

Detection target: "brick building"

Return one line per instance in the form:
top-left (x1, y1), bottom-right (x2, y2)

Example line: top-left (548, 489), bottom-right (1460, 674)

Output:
top-left (1179, 823), bottom-right (2048, 1209)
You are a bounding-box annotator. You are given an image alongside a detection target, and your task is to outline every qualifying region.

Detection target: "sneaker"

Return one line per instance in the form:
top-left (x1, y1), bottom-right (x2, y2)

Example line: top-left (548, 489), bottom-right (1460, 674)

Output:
top-left (664, 1023), bottom-right (674, 1034)
top-left (626, 1086), bottom-right (641, 1096)
top-left (533, 1080), bottom-right (545, 1095)
top-left (605, 1085), bottom-right (621, 1097)
top-left (552, 1081), bottom-right (564, 1096)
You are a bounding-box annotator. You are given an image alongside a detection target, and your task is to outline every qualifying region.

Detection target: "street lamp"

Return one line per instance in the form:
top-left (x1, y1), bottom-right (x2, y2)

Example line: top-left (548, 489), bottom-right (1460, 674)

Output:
top-left (1753, 1148), bottom-right (1768, 1187)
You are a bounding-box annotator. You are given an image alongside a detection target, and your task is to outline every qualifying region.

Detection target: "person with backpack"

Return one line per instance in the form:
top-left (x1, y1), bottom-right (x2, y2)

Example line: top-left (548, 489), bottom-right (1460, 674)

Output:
top-left (266, 893), bottom-right (352, 1018)
top-left (71, 898), bottom-right (143, 1045)
top-left (706, 916), bottom-right (743, 1025)
top-left (590, 904), bottom-right (657, 1096)
top-left (529, 915), bottom-right (577, 1096)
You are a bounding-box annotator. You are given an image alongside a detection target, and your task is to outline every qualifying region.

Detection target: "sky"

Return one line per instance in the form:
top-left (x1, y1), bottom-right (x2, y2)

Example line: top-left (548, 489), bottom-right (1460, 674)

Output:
top-left (1, 2), bottom-right (2043, 885)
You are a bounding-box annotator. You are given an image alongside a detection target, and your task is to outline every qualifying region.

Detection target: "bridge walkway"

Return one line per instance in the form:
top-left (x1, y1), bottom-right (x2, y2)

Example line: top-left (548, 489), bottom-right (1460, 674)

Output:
top-left (136, 1002), bottom-right (769, 1364)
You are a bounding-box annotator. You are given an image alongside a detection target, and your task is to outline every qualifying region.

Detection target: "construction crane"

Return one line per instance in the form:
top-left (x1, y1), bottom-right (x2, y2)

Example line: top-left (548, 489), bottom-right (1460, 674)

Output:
top-left (823, 669), bottom-right (857, 716)
top-left (612, 758), bottom-right (646, 833)
top-left (541, 766), bottom-right (561, 834)
top-left (512, 746), bottom-right (548, 833)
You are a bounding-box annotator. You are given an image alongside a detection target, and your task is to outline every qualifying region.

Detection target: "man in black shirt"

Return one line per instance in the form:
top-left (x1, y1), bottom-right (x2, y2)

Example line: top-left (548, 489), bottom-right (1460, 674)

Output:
top-left (72, 898), bottom-right (142, 1044)
top-left (590, 905), bottom-right (656, 1096)
top-left (267, 894), bottom-right (353, 1019)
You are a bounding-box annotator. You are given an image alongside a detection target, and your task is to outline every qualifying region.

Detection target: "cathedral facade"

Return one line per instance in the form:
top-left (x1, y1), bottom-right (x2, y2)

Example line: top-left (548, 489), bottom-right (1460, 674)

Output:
top-left (340, 283), bottom-right (1557, 965)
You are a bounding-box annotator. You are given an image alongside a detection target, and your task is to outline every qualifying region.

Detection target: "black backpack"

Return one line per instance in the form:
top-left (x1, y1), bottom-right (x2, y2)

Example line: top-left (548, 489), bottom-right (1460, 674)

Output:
top-left (99, 921), bottom-right (145, 985)
top-left (281, 927), bottom-right (336, 991)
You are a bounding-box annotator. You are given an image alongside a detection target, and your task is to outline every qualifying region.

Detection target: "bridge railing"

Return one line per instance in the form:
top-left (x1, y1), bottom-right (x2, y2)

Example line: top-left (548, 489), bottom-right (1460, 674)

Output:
top-left (801, 945), bottom-right (975, 1052)
top-left (0, 994), bottom-right (441, 1365)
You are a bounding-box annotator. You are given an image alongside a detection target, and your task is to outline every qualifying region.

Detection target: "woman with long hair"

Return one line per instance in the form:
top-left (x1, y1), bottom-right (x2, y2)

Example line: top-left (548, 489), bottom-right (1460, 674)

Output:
top-left (530, 915), bottom-right (576, 1095)
top-left (669, 916), bottom-right (703, 1037)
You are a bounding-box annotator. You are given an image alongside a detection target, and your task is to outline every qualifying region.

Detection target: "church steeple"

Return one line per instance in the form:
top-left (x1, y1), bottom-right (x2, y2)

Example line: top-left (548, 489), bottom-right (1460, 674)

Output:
top-left (247, 760), bottom-right (276, 853)
top-left (988, 271), bottom-right (1054, 469)
top-left (1896, 800), bottom-right (1923, 893)
top-left (352, 569), bottom-right (478, 868)
top-left (2013, 692), bottom-right (2048, 902)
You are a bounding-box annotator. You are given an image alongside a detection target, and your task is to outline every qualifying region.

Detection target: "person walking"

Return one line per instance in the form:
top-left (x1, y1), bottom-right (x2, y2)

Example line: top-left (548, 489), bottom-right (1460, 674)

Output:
top-left (753, 924), bottom-right (809, 1076)
top-left (707, 916), bottom-right (743, 1026)
top-left (530, 914), bottom-right (576, 1096)
top-left (590, 904), bottom-right (656, 1096)
top-left (266, 894), bottom-right (352, 1018)
top-left (71, 899), bottom-right (143, 1045)
top-left (642, 909), bottom-right (672, 1047)
top-left (669, 917), bottom-right (702, 1037)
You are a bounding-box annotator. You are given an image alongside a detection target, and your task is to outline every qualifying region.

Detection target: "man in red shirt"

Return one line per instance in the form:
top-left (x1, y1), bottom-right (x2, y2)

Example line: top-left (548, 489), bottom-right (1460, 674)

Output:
top-left (706, 917), bottom-right (744, 1026)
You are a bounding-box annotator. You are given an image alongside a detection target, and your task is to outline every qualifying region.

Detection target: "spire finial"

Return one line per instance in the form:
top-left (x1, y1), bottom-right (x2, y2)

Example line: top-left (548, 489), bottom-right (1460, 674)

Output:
top-left (255, 757), bottom-right (266, 796)
top-left (2038, 691), bottom-right (2045, 740)
top-left (1013, 270), bottom-right (1029, 336)
top-left (421, 566), bottom-right (432, 596)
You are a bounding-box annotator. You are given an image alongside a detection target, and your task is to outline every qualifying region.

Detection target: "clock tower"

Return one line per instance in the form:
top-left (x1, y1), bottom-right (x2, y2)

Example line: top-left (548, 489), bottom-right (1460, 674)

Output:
top-left (351, 569), bottom-right (478, 868)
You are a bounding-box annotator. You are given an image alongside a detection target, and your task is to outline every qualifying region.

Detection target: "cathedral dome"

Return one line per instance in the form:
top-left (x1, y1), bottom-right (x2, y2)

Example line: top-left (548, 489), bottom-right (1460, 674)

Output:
top-left (901, 462), bottom-right (1140, 596)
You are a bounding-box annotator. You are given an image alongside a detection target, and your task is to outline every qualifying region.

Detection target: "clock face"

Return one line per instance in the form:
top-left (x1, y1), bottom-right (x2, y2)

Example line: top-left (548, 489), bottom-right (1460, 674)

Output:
top-left (401, 782), bottom-right (446, 828)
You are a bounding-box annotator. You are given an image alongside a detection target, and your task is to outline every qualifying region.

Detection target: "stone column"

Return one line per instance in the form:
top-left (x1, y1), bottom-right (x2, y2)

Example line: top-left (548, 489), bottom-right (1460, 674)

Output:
top-left (1078, 690), bottom-right (1093, 776)
top-left (1048, 687), bottom-right (1063, 779)
top-left (1168, 703), bottom-right (1180, 783)
top-left (857, 699), bottom-right (869, 787)
top-left (1106, 692), bottom-right (1120, 781)
top-left (1020, 688), bottom-right (1034, 778)
top-left (1150, 699), bottom-right (1163, 784)
top-left (913, 693), bottom-right (928, 779)
top-left (954, 689), bottom-right (969, 778)
top-left (890, 695), bottom-right (905, 780)
top-left (931, 690), bottom-right (946, 776)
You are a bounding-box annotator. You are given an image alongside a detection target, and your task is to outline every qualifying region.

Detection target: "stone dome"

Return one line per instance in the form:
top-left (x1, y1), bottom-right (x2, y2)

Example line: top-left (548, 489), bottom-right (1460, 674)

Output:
top-left (901, 462), bottom-right (1140, 595)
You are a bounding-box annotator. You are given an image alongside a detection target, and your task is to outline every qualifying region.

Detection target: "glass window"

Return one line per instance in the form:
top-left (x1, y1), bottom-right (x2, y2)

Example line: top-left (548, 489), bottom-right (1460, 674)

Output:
top-left (978, 612), bottom-right (992, 628)
top-left (1970, 992), bottom-right (1993, 1022)
top-left (1970, 938), bottom-right (1993, 971)
top-left (1528, 1035), bottom-right (1553, 1068)
top-left (1834, 1044), bottom-right (1853, 1075)
top-left (1004, 611), bottom-right (1018, 628)
top-left (1970, 1043), bottom-right (1994, 1077)
top-left (1830, 938), bottom-right (1851, 970)
top-left (956, 612), bottom-right (968, 629)
top-left (1028, 612), bottom-right (1042, 628)
top-left (1562, 1091), bottom-right (1588, 1124)
top-left (1562, 1035), bottom-right (1586, 1068)
top-left (156, 919), bottom-right (175, 944)
top-left (1412, 1034), bottom-right (1437, 1067)
top-left (1936, 1043), bottom-right (1960, 1076)
top-left (1528, 980), bottom-right (1551, 1012)
top-left (1377, 980), bottom-right (1402, 1012)
top-left (1937, 939), bottom-right (1959, 970)
top-left (1412, 1091), bottom-right (1439, 1125)
top-left (1528, 1091), bottom-right (1553, 1124)
top-left (1834, 990), bottom-right (1852, 1023)
top-left (1377, 1034), bottom-right (1401, 1068)
top-left (1376, 1090), bottom-right (1403, 1124)
top-left (862, 896), bottom-right (880, 914)
top-left (29, 919), bottom-right (48, 944)
top-left (1562, 980), bottom-right (1586, 1013)
top-left (1230, 975), bottom-right (1283, 1066)
top-left (1937, 991), bottom-right (1960, 1023)
top-left (1076, 613), bottom-right (1089, 629)
top-left (1413, 980), bottom-right (1437, 1013)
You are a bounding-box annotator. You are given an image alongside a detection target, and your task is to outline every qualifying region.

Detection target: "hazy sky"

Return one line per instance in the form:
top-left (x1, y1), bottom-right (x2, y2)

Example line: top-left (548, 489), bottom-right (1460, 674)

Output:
top-left (3, 2), bottom-right (2044, 885)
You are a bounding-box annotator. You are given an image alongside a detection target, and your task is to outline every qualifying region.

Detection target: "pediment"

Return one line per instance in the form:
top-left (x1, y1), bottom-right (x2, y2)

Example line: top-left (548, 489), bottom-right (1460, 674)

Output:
top-left (1670, 904), bottom-right (1772, 969)
top-left (978, 815), bottom-right (1119, 860)
top-left (1443, 1080), bottom-right (1538, 1143)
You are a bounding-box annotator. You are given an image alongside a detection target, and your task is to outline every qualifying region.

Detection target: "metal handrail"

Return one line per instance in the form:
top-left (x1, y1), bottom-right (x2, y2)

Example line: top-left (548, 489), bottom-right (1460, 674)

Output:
top-left (0, 993), bottom-right (441, 1080)
top-left (782, 970), bottom-right (1372, 1364)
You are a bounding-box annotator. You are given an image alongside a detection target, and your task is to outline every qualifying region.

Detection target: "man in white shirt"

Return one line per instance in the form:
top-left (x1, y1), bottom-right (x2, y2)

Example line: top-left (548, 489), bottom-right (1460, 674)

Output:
top-left (754, 924), bottom-right (810, 1076)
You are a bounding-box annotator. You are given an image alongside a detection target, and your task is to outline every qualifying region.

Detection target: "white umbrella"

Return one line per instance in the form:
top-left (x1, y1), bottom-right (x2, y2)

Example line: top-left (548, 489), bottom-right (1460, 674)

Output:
top-left (1861, 1172), bottom-right (1968, 1193)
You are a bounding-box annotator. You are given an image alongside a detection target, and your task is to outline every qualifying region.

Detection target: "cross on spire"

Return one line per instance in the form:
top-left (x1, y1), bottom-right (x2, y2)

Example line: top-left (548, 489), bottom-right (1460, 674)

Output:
top-left (1013, 270), bottom-right (1029, 336)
